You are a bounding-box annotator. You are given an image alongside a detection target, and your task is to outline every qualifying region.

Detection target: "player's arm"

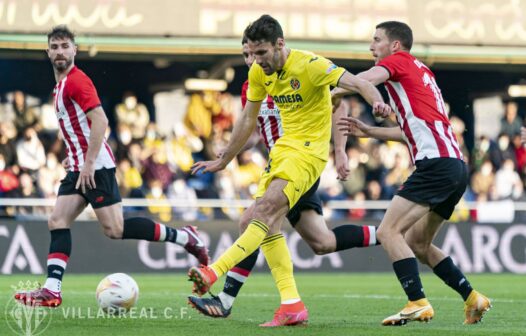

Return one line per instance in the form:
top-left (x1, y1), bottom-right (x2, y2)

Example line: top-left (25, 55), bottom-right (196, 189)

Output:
top-left (337, 116), bottom-right (404, 142)
top-left (332, 100), bottom-right (350, 180)
top-left (336, 71), bottom-right (390, 117)
top-left (76, 106), bottom-right (108, 192)
top-left (332, 67), bottom-right (389, 98)
top-left (191, 100), bottom-right (262, 174)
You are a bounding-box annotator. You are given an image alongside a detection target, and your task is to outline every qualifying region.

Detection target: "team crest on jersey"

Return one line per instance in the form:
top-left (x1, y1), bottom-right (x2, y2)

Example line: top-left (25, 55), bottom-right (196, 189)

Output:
top-left (290, 78), bottom-right (300, 90)
top-left (326, 63), bottom-right (338, 74)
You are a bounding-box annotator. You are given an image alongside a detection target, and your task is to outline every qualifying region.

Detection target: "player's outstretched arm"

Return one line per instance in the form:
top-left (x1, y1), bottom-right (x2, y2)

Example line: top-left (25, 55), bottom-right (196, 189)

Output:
top-left (336, 72), bottom-right (391, 117)
top-left (337, 116), bottom-right (404, 142)
top-left (331, 66), bottom-right (390, 103)
top-left (191, 100), bottom-right (262, 175)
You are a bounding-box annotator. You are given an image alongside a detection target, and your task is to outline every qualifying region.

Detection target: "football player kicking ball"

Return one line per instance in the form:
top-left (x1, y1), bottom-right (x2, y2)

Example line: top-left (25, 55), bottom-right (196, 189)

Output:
top-left (335, 21), bottom-right (491, 325)
top-left (188, 15), bottom-right (390, 327)
top-left (187, 36), bottom-right (380, 320)
top-left (14, 25), bottom-right (208, 308)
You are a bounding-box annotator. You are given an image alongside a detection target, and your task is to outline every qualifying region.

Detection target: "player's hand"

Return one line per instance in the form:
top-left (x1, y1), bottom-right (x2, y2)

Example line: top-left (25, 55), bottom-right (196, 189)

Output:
top-left (191, 159), bottom-right (227, 175)
top-left (372, 101), bottom-right (391, 118)
top-left (337, 116), bottom-right (371, 138)
top-left (521, 127), bottom-right (526, 144)
top-left (62, 158), bottom-right (70, 170)
top-left (75, 162), bottom-right (96, 194)
top-left (334, 150), bottom-right (350, 181)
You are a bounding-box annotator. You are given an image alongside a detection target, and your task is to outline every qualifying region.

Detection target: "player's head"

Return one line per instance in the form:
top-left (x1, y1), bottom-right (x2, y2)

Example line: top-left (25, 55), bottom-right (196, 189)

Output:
top-left (46, 25), bottom-right (77, 72)
top-left (243, 14), bottom-right (285, 75)
top-left (370, 21), bottom-right (413, 64)
top-left (241, 35), bottom-right (255, 68)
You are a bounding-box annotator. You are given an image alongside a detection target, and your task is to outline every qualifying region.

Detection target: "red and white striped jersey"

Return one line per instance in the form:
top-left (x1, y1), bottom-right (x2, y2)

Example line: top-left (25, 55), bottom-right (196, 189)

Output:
top-left (241, 80), bottom-right (283, 151)
top-left (53, 66), bottom-right (115, 172)
top-left (378, 52), bottom-right (462, 163)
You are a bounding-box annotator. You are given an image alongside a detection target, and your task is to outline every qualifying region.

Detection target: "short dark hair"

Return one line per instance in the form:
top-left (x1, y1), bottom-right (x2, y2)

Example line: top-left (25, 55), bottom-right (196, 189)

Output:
top-left (47, 25), bottom-right (75, 44)
top-left (376, 21), bottom-right (413, 50)
top-left (243, 14), bottom-right (283, 45)
top-left (241, 35), bottom-right (247, 45)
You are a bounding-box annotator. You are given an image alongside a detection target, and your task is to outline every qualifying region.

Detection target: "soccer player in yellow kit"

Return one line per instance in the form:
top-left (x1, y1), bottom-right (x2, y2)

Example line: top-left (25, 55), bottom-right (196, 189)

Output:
top-left (189, 14), bottom-right (391, 326)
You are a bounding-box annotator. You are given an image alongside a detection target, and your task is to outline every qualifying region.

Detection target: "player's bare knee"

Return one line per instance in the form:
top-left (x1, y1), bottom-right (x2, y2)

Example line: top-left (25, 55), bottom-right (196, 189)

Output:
top-left (376, 226), bottom-right (391, 244)
top-left (48, 215), bottom-right (66, 230)
top-left (253, 198), bottom-right (285, 227)
top-left (102, 223), bottom-right (123, 239)
top-left (310, 241), bottom-right (332, 255)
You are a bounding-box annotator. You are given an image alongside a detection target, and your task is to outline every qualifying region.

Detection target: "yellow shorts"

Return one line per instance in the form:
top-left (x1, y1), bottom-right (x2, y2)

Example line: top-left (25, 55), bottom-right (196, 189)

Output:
top-left (254, 144), bottom-right (327, 208)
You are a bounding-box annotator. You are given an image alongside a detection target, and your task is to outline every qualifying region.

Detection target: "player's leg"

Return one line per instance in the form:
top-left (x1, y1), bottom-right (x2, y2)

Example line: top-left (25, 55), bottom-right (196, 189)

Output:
top-left (88, 168), bottom-right (208, 265)
top-left (377, 196), bottom-right (434, 326)
top-left (15, 194), bottom-right (87, 307)
top-left (259, 210), bottom-right (307, 327)
top-left (406, 209), bottom-right (490, 324)
top-left (189, 178), bottom-right (289, 296)
top-left (291, 182), bottom-right (379, 254)
top-left (189, 203), bottom-right (261, 317)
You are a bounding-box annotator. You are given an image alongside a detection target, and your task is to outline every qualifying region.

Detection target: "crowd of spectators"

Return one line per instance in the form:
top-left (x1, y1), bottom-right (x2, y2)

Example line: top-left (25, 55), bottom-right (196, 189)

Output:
top-left (1, 90), bottom-right (524, 223)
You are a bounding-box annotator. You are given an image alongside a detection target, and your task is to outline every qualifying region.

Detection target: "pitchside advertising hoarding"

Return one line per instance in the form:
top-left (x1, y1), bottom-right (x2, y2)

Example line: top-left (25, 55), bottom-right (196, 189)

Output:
top-left (0, 220), bottom-right (525, 274)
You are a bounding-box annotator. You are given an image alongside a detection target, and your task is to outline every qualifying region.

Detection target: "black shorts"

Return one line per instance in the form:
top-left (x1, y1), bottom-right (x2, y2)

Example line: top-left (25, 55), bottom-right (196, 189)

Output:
top-left (286, 178), bottom-right (323, 227)
top-left (58, 168), bottom-right (122, 209)
top-left (397, 158), bottom-right (468, 220)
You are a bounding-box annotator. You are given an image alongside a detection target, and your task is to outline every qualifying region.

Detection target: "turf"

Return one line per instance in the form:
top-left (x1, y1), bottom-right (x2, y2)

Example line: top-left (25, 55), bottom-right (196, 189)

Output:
top-left (1, 273), bottom-right (524, 335)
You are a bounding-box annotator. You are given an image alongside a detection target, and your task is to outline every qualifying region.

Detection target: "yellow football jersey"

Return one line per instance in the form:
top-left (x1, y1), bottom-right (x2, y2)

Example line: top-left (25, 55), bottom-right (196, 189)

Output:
top-left (247, 49), bottom-right (346, 161)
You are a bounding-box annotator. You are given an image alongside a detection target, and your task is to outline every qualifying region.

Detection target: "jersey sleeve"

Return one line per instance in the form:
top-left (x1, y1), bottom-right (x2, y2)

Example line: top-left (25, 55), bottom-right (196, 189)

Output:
top-left (67, 75), bottom-right (101, 113)
top-left (246, 66), bottom-right (266, 102)
top-left (306, 55), bottom-right (346, 87)
top-left (377, 53), bottom-right (407, 81)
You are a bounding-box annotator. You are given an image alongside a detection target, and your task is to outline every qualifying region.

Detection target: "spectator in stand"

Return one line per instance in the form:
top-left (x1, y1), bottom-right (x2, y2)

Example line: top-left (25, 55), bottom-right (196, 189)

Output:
top-left (494, 158), bottom-right (523, 200)
top-left (141, 144), bottom-right (174, 190)
top-left (166, 123), bottom-right (203, 175)
top-left (383, 153), bottom-right (411, 199)
top-left (511, 134), bottom-right (526, 175)
top-left (37, 152), bottom-right (66, 199)
top-left (167, 178), bottom-right (199, 221)
top-left (16, 127), bottom-right (46, 176)
top-left (365, 180), bottom-right (386, 220)
top-left (115, 91), bottom-right (150, 141)
top-left (0, 153), bottom-right (19, 197)
top-left (472, 135), bottom-right (502, 170)
top-left (233, 149), bottom-right (264, 199)
top-left (145, 179), bottom-right (171, 223)
top-left (116, 158), bottom-right (143, 198)
top-left (341, 146), bottom-right (366, 196)
top-left (0, 121), bottom-right (18, 167)
top-left (496, 133), bottom-right (516, 164)
top-left (6, 91), bottom-right (39, 133)
top-left (449, 115), bottom-right (470, 161)
top-left (470, 159), bottom-right (495, 199)
top-left (37, 93), bottom-right (60, 150)
top-left (500, 101), bottom-right (522, 139)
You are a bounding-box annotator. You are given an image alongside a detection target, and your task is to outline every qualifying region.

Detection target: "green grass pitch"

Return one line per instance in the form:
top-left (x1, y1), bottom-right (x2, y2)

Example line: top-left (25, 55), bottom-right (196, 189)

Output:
top-left (1, 273), bottom-right (524, 335)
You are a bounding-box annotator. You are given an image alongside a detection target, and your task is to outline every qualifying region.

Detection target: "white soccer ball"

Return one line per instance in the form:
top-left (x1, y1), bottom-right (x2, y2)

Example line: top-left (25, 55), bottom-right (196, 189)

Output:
top-left (96, 273), bottom-right (139, 314)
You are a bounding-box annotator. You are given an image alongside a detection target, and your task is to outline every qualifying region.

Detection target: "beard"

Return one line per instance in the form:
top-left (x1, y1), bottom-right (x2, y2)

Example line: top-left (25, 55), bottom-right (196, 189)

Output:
top-left (52, 58), bottom-right (72, 72)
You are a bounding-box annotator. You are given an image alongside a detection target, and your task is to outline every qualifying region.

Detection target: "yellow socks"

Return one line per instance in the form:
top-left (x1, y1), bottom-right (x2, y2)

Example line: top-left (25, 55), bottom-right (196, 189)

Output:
top-left (261, 233), bottom-right (300, 303)
top-left (210, 220), bottom-right (268, 277)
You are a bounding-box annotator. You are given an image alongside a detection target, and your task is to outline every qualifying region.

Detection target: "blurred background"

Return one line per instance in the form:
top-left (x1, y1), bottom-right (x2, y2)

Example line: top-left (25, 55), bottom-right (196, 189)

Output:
top-left (0, 0), bottom-right (525, 274)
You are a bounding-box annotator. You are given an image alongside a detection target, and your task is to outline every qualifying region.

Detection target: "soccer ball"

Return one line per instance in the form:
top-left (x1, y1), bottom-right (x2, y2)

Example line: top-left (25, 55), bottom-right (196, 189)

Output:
top-left (96, 273), bottom-right (139, 314)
